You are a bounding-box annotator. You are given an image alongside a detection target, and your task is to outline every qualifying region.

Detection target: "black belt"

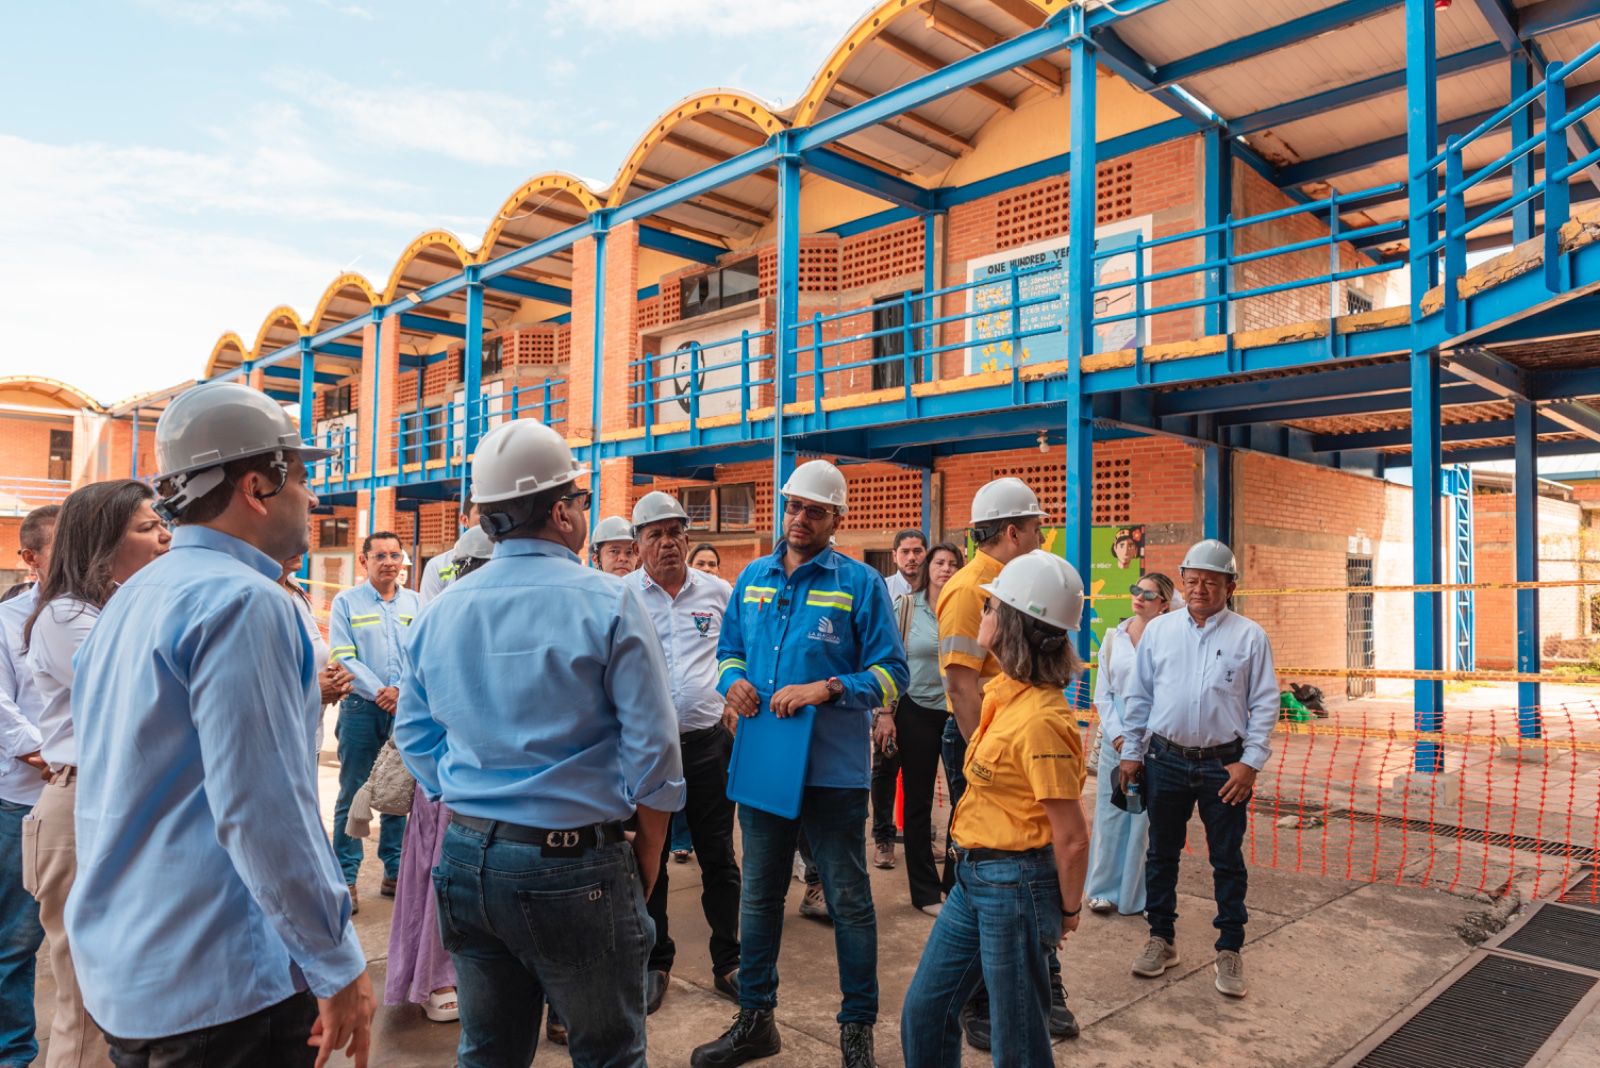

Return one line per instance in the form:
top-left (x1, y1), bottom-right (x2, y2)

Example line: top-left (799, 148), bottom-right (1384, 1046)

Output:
top-left (1152, 734), bottom-right (1244, 762)
top-left (953, 844), bottom-right (1053, 864)
top-left (450, 815), bottom-right (626, 851)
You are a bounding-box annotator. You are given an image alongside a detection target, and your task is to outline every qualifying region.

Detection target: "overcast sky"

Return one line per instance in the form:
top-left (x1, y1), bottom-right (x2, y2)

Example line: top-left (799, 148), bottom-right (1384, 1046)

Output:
top-left (0, 0), bottom-right (873, 405)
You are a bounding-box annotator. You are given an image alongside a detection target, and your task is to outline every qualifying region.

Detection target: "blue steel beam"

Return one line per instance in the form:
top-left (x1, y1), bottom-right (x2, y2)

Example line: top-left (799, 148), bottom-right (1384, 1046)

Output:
top-left (1151, 0), bottom-right (1399, 87)
top-left (1088, 27), bottom-right (1220, 126)
top-left (1441, 347), bottom-right (1530, 399)
top-left (1065, 11), bottom-right (1097, 678)
top-left (397, 313), bottom-right (468, 339)
top-left (1471, 0), bottom-right (1521, 52)
top-left (1214, 382), bottom-right (1496, 425)
top-left (315, 342), bottom-right (363, 359)
top-left (1521, 0), bottom-right (1600, 36)
top-left (800, 147), bottom-right (936, 212)
top-left (481, 275), bottom-right (572, 305)
top-left (1512, 54), bottom-right (1536, 242)
top-left (262, 365), bottom-right (342, 385)
top-left (1308, 415), bottom-right (1560, 451)
top-left (636, 225), bottom-right (726, 264)
top-left (1542, 400), bottom-right (1600, 442)
top-left (461, 274), bottom-right (484, 512)
top-left (772, 144), bottom-right (801, 535)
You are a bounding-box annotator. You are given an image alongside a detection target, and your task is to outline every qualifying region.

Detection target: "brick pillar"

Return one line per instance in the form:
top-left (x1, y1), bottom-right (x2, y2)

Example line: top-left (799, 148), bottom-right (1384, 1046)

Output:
top-left (567, 238), bottom-right (598, 445)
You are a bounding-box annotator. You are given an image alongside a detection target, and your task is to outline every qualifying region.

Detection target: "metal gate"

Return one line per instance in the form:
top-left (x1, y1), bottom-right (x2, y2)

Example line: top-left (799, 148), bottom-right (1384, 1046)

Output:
top-left (1346, 556), bottom-right (1375, 699)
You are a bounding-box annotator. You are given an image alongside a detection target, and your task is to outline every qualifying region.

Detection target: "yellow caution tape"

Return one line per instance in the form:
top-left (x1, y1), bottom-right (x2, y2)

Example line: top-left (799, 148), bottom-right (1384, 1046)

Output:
top-left (1091, 578), bottom-right (1600, 601)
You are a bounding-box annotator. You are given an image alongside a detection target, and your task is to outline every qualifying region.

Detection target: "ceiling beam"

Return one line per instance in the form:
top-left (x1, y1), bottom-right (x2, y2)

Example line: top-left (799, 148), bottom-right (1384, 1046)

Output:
top-left (1441, 346), bottom-right (1530, 400)
top-left (637, 224), bottom-right (727, 264)
top-left (1152, 0), bottom-right (1399, 87)
top-left (1310, 416), bottom-right (1563, 452)
top-left (1543, 400), bottom-right (1600, 443)
top-left (920, 2), bottom-right (1063, 93)
top-left (636, 170), bottom-right (770, 224)
top-left (831, 79), bottom-right (973, 152)
top-left (824, 97), bottom-right (966, 160)
top-left (690, 113), bottom-right (770, 149)
top-left (397, 313), bottom-right (468, 339)
top-left (662, 134), bottom-right (779, 183)
top-left (1521, 0), bottom-right (1600, 37)
top-left (481, 276), bottom-right (572, 305)
top-left (801, 147), bottom-right (937, 212)
top-left (1471, 0), bottom-right (1521, 52)
top-left (874, 31), bottom-right (1016, 112)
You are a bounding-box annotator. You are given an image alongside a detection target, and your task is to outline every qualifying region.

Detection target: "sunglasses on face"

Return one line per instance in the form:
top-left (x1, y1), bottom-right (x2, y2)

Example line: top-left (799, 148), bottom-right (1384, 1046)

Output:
top-left (1129, 585), bottom-right (1166, 602)
top-left (784, 499), bottom-right (833, 522)
top-left (562, 490), bottom-right (593, 512)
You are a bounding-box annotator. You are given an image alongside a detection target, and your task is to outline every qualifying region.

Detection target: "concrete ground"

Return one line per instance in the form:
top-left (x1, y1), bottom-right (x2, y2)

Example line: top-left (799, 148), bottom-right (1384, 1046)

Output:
top-left (28, 745), bottom-right (1599, 1066)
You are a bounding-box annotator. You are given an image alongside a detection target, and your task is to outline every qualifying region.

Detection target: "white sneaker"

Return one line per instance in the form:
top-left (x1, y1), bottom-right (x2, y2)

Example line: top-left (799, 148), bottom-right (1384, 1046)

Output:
top-left (1214, 951), bottom-right (1247, 997)
top-left (919, 902), bottom-right (943, 917)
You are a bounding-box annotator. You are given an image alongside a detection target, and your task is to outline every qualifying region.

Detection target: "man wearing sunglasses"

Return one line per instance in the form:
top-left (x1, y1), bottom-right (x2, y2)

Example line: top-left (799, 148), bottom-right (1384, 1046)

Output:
top-left (395, 419), bottom-right (684, 1066)
top-left (694, 460), bottom-right (907, 1068)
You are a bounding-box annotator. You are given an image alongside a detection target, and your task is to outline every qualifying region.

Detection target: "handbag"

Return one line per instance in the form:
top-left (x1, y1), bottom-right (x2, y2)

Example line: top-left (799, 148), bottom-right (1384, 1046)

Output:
top-left (365, 737), bottom-right (416, 817)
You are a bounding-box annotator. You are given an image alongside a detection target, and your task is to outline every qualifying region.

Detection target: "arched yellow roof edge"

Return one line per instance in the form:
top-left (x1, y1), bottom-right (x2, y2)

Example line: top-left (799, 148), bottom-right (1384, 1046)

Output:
top-left (382, 229), bottom-right (476, 303)
top-left (204, 332), bottom-right (249, 380)
top-left (250, 305), bottom-right (308, 361)
top-left (480, 173), bottom-right (604, 260)
top-left (308, 273), bottom-right (380, 334)
top-left (791, 0), bottom-right (1064, 127)
top-left (606, 89), bottom-right (788, 209)
top-left (0, 375), bottom-right (103, 412)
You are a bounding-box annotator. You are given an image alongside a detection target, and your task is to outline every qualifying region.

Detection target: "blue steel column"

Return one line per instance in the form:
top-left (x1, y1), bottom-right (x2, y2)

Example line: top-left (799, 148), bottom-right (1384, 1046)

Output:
top-left (1065, 10), bottom-right (1097, 678)
top-left (1202, 125), bottom-right (1231, 337)
top-left (589, 219), bottom-right (609, 540)
top-left (1407, 0), bottom-right (1444, 772)
top-left (130, 409), bottom-right (140, 478)
top-left (1514, 401), bottom-right (1543, 733)
top-left (298, 337), bottom-right (315, 445)
top-left (462, 269), bottom-right (484, 512)
top-left (1510, 54), bottom-right (1536, 244)
top-left (1203, 444), bottom-right (1232, 544)
top-left (922, 211), bottom-right (940, 382)
top-left (367, 310), bottom-right (383, 531)
top-left (773, 139), bottom-right (801, 536)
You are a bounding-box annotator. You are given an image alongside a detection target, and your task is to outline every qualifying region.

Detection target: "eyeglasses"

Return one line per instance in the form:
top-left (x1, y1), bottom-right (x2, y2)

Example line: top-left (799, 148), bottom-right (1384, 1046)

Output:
top-left (1129, 584), bottom-right (1166, 602)
top-left (562, 489), bottom-right (592, 512)
top-left (783, 498), bottom-right (834, 522)
top-left (981, 597), bottom-right (993, 615)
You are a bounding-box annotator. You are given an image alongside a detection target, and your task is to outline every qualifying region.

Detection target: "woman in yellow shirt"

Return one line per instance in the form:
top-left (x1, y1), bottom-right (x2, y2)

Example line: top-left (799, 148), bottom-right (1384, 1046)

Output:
top-left (900, 550), bottom-right (1091, 1067)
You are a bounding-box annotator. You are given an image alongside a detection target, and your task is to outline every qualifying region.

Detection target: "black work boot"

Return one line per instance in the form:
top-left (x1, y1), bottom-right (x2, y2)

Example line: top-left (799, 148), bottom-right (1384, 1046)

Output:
top-left (690, 1009), bottom-right (782, 1068)
top-left (960, 987), bottom-right (991, 1050)
top-left (1049, 972), bottom-right (1080, 1038)
top-left (840, 1022), bottom-right (875, 1068)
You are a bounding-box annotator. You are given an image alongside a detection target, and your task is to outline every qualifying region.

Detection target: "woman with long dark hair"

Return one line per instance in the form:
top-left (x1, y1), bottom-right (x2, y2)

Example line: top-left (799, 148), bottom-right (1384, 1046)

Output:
top-left (23, 479), bottom-right (169, 1068)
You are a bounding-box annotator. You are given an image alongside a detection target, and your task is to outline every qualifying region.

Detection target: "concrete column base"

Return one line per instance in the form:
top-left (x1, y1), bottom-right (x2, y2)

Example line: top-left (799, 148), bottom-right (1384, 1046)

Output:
top-left (1387, 769), bottom-right (1462, 807)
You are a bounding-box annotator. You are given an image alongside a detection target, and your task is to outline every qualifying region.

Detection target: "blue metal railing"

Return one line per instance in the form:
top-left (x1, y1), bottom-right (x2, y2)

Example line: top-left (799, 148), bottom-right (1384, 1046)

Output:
top-left (307, 425), bottom-right (356, 496)
top-left (628, 329), bottom-right (775, 428)
top-left (394, 378), bottom-right (566, 471)
top-left (0, 477), bottom-right (71, 516)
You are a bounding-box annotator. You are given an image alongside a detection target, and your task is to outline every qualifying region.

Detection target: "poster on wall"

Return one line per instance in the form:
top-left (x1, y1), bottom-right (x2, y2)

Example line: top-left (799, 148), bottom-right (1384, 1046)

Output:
top-left (963, 217), bottom-right (1153, 375)
top-left (654, 312), bottom-right (762, 421)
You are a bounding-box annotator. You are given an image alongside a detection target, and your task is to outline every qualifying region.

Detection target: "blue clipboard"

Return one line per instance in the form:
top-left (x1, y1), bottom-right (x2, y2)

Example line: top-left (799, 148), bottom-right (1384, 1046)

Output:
top-left (726, 698), bottom-right (817, 819)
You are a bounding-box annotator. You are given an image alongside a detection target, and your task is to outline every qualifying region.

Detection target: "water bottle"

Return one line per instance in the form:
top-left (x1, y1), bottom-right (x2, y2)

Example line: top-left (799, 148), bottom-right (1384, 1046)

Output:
top-left (1122, 779), bottom-right (1145, 815)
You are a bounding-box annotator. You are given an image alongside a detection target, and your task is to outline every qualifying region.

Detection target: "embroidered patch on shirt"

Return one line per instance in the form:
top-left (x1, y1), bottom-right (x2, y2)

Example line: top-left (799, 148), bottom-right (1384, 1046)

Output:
top-left (807, 615), bottom-right (842, 646)
top-left (691, 611), bottom-right (716, 637)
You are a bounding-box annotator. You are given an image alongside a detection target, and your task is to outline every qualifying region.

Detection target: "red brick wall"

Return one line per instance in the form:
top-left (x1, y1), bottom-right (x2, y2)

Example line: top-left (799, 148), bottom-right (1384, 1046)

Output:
top-left (1471, 493), bottom-right (1585, 668)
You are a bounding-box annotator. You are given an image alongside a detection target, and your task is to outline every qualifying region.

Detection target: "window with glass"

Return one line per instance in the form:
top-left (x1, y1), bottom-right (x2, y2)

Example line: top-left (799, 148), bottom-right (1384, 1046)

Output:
top-left (871, 291), bottom-right (925, 391)
top-left (680, 486), bottom-right (714, 530)
top-left (719, 483), bottom-right (756, 531)
top-left (47, 429), bottom-right (71, 481)
top-left (319, 518), bottom-right (351, 548)
top-left (324, 383), bottom-right (354, 418)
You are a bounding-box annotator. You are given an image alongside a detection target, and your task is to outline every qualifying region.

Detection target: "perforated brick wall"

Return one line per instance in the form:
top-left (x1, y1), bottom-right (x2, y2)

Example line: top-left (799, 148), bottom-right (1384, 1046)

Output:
top-left (993, 161), bottom-right (1137, 251)
top-left (1094, 454), bottom-right (1134, 524)
top-left (638, 294), bottom-right (662, 331)
top-left (841, 220), bottom-right (925, 291)
top-left (838, 465), bottom-right (924, 534)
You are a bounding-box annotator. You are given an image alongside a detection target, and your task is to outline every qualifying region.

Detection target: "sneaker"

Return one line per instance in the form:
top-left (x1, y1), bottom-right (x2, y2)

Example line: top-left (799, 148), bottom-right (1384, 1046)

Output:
top-left (840, 1022), bottom-right (875, 1068)
top-left (960, 988), bottom-right (991, 1051)
top-left (690, 1009), bottom-right (782, 1067)
top-left (873, 843), bottom-right (895, 870)
top-left (1048, 973), bottom-right (1079, 1039)
top-left (1087, 897), bottom-right (1115, 914)
top-left (918, 902), bottom-right (943, 917)
top-left (1131, 936), bottom-right (1180, 977)
top-left (1214, 950), bottom-right (1247, 998)
top-left (799, 883), bottom-right (830, 921)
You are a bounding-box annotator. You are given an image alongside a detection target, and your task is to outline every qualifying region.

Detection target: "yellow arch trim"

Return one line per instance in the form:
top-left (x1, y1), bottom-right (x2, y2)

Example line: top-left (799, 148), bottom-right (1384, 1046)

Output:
top-left (308, 272), bottom-right (379, 333)
top-left (791, 0), bottom-right (1064, 127)
top-left (250, 305), bottom-right (308, 360)
top-left (204, 332), bottom-right (249, 380)
top-left (480, 172), bottom-right (604, 259)
top-left (606, 90), bottom-right (787, 209)
top-left (0, 375), bottom-right (102, 412)
top-left (382, 229), bottom-right (475, 303)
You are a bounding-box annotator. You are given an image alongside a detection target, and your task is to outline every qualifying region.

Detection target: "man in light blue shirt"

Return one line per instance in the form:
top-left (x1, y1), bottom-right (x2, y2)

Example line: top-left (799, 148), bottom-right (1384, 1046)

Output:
top-left (1118, 538), bottom-right (1278, 1000)
top-left (327, 531), bottom-right (420, 904)
top-left (396, 419), bottom-right (682, 1068)
top-left (67, 381), bottom-right (372, 1067)
top-left (0, 505), bottom-right (54, 1067)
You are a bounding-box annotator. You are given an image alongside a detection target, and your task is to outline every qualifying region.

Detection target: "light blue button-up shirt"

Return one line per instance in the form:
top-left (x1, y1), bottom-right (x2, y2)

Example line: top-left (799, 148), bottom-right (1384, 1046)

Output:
top-left (1120, 607), bottom-right (1279, 771)
top-left (328, 579), bottom-right (420, 701)
top-left (67, 525), bottom-right (366, 1040)
top-left (0, 587), bottom-right (44, 806)
top-left (395, 537), bottom-right (685, 827)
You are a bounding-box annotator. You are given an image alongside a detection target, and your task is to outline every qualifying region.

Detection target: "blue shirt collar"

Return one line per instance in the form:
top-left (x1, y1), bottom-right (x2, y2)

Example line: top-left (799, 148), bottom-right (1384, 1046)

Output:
top-left (764, 540), bottom-right (840, 575)
top-left (171, 525), bottom-right (282, 582)
top-left (492, 537), bottom-right (581, 564)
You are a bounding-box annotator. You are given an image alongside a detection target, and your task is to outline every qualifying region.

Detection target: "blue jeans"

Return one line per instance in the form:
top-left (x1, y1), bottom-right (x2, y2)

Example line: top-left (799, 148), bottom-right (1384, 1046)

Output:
top-left (332, 697), bottom-right (404, 885)
top-left (901, 849), bottom-right (1060, 1067)
top-left (1143, 738), bottom-right (1250, 952)
top-left (668, 810), bottom-right (693, 854)
top-left (433, 822), bottom-right (653, 1068)
top-left (739, 787), bottom-right (877, 1024)
top-left (1084, 702), bottom-right (1149, 914)
top-left (0, 798), bottom-right (42, 1066)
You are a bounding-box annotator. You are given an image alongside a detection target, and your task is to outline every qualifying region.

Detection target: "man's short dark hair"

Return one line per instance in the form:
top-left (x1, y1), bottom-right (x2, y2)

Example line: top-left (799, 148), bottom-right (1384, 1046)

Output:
top-left (362, 531), bottom-right (402, 555)
top-left (19, 505), bottom-right (60, 552)
top-left (482, 484), bottom-right (568, 543)
top-left (166, 454), bottom-right (281, 526)
top-left (892, 529), bottom-right (927, 551)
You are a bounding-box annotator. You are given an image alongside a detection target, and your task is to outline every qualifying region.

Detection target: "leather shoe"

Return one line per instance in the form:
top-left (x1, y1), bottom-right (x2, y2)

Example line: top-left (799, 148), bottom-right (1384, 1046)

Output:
top-left (690, 1009), bottom-right (781, 1067)
top-left (1049, 973), bottom-right (1080, 1038)
top-left (714, 969), bottom-right (741, 1002)
top-left (647, 969), bottom-right (669, 1015)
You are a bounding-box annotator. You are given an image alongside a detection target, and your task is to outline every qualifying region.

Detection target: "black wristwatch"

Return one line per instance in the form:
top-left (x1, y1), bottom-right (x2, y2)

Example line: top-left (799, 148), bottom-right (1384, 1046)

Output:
top-left (825, 677), bottom-right (844, 702)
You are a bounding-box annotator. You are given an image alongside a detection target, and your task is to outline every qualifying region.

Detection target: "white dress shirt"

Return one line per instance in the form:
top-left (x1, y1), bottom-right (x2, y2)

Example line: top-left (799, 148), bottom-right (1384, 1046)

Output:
top-left (1120, 607), bottom-right (1278, 771)
top-left (1091, 618), bottom-right (1136, 742)
top-left (0, 587), bottom-right (45, 805)
top-left (27, 595), bottom-right (100, 769)
top-left (885, 571), bottom-right (912, 601)
top-left (635, 566), bottom-right (734, 733)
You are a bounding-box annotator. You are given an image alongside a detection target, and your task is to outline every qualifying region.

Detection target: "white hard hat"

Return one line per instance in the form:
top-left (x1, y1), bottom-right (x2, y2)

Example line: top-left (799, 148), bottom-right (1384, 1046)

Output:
top-left (782, 460), bottom-right (848, 515)
top-left (451, 524), bottom-right (494, 562)
top-left (153, 381), bottom-right (332, 517)
top-left (631, 491), bottom-right (689, 536)
top-left (470, 420), bottom-right (587, 505)
top-left (1180, 538), bottom-right (1238, 577)
top-left (980, 550), bottom-right (1084, 632)
top-left (970, 477), bottom-right (1048, 526)
top-left (592, 515), bottom-right (635, 545)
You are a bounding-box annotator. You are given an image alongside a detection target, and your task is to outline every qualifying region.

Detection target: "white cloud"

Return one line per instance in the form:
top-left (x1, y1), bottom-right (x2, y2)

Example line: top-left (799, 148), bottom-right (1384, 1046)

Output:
top-left (553, 0), bottom-right (872, 35)
top-left (265, 68), bottom-right (575, 168)
top-left (136, 0), bottom-right (289, 26)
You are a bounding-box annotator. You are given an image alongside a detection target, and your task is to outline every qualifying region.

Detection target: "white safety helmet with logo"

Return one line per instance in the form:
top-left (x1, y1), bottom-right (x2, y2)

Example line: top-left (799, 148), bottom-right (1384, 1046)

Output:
top-left (1180, 538), bottom-right (1238, 578)
top-left (631, 491), bottom-right (690, 536)
top-left (592, 515), bottom-right (635, 546)
top-left (980, 550), bottom-right (1085, 633)
top-left (152, 381), bottom-right (332, 519)
top-left (970, 476), bottom-right (1048, 527)
top-left (471, 419), bottom-right (587, 504)
top-left (782, 460), bottom-right (848, 514)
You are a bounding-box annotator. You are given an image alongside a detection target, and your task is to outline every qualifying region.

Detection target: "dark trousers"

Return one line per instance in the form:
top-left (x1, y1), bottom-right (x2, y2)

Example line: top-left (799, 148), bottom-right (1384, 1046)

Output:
top-left (647, 725), bottom-right (741, 977)
top-left (869, 738), bottom-right (902, 846)
top-left (1143, 738), bottom-right (1251, 952)
top-left (881, 699), bottom-right (948, 908)
top-left (104, 992), bottom-right (318, 1068)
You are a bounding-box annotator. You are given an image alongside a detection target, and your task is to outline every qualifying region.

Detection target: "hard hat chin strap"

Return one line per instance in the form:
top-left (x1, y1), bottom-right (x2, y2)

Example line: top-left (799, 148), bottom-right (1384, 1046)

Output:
top-left (249, 451), bottom-right (291, 501)
top-left (155, 449), bottom-right (289, 521)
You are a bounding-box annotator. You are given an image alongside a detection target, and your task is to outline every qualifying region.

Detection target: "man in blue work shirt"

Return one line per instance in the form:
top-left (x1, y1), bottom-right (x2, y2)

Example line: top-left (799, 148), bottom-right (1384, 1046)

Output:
top-left (68, 382), bottom-right (373, 1067)
top-left (395, 418), bottom-right (683, 1068)
top-left (328, 530), bottom-right (420, 909)
top-left (691, 460), bottom-right (908, 1068)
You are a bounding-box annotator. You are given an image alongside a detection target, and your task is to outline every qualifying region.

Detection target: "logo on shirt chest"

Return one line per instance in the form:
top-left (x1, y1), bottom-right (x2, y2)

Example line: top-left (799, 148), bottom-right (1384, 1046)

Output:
top-left (807, 614), bottom-right (842, 646)
top-left (691, 611), bottom-right (716, 637)
top-left (968, 759), bottom-right (994, 783)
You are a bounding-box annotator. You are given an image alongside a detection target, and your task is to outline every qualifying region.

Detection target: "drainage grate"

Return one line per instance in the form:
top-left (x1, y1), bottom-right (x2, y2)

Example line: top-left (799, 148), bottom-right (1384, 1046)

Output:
top-left (1497, 904), bottom-right (1600, 972)
top-left (1558, 872), bottom-right (1600, 912)
top-left (1334, 809), bottom-right (1600, 864)
top-left (1351, 955), bottom-right (1595, 1068)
